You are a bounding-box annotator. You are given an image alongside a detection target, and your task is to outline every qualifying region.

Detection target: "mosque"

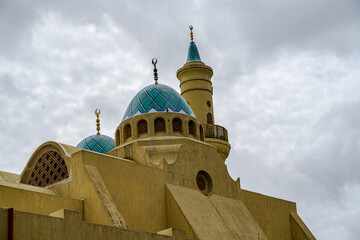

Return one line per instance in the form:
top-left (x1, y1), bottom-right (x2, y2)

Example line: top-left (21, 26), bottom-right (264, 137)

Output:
top-left (0, 27), bottom-right (316, 240)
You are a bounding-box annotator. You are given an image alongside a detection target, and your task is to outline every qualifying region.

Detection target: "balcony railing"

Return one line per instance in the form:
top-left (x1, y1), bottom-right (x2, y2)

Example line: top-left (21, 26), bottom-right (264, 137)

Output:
top-left (204, 124), bottom-right (228, 142)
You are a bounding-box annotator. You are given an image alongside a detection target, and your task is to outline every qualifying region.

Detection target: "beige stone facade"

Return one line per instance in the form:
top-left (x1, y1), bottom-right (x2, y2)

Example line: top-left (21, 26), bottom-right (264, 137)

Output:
top-left (0, 31), bottom-right (316, 240)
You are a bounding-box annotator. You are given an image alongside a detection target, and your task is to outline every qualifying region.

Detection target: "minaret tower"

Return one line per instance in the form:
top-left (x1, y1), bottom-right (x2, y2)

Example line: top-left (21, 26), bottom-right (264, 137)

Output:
top-left (177, 26), bottom-right (231, 159)
top-left (177, 25), bottom-right (214, 125)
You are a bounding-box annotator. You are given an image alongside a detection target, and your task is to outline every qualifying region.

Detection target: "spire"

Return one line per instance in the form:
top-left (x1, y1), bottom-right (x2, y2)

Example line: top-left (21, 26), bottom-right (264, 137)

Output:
top-left (190, 25), bottom-right (194, 43)
top-left (152, 58), bottom-right (158, 84)
top-left (95, 109), bottom-right (101, 135)
top-left (186, 25), bottom-right (202, 63)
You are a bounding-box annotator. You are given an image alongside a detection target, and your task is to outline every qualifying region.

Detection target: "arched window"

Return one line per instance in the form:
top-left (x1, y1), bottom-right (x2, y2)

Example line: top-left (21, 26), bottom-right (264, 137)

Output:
top-left (137, 120), bottom-right (148, 135)
top-left (172, 118), bottom-right (182, 133)
top-left (124, 124), bottom-right (132, 140)
top-left (188, 120), bottom-right (195, 136)
top-left (116, 129), bottom-right (120, 146)
top-left (207, 113), bottom-right (213, 124)
top-left (154, 117), bottom-right (166, 133)
top-left (200, 125), bottom-right (204, 141)
top-left (27, 149), bottom-right (69, 187)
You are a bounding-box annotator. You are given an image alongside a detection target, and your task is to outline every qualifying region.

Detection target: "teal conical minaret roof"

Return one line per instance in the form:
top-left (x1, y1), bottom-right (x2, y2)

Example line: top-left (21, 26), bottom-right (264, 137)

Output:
top-left (186, 25), bottom-right (202, 63)
top-left (187, 42), bottom-right (202, 62)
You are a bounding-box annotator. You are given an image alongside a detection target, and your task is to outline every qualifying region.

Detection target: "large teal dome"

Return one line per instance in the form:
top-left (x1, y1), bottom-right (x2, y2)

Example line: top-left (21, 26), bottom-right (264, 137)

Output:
top-left (77, 134), bottom-right (115, 154)
top-left (122, 83), bottom-right (195, 121)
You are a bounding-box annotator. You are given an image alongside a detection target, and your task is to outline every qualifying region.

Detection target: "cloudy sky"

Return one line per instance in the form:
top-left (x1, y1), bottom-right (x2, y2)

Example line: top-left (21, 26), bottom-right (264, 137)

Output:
top-left (0, 0), bottom-right (359, 239)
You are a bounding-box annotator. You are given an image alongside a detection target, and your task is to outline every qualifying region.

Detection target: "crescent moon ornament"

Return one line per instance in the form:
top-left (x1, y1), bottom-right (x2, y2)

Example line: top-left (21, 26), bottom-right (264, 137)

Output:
top-left (95, 109), bottom-right (101, 116)
top-left (152, 58), bottom-right (157, 65)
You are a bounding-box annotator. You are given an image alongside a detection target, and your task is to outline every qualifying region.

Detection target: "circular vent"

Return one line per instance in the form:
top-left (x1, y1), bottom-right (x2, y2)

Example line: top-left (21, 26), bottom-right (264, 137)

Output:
top-left (196, 171), bottom-right (213, 195)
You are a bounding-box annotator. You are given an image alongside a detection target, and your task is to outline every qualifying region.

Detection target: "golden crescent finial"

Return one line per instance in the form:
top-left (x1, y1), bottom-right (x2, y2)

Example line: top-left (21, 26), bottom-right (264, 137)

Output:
top-left (95, 109), bottom-right (101, 135)
top-left (152, 58), bottom-right (157, 65)
top-left (189, 25), bottom-right (194, 43)
top-left (152, 58), bottom-right (158, 84)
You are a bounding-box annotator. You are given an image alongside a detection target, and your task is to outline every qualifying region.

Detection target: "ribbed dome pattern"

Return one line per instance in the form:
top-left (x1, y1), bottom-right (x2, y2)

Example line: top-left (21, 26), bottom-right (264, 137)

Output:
top-left (122, 83), bottom-right (195, 121)
top-left (77, 134), bottom-right (115, 154)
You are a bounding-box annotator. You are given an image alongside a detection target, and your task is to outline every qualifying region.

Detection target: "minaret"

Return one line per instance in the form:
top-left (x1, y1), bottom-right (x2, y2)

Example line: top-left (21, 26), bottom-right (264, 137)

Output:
top-left (177, 26), bottom-right (231, 159)
top-left (177, 25), bottom-right (215, 126)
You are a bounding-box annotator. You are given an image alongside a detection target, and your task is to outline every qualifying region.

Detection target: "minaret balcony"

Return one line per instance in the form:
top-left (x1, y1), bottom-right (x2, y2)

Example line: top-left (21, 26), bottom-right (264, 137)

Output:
top-left (204, 124), bottom-right (231, 159)
top-left (205, 124), bottom-right (229, 142)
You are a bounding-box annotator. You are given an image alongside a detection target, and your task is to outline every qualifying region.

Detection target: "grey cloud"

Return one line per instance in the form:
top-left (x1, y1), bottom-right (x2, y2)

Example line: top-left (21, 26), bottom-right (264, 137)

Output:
top-left (0, 1), bottom-right (359, 239)
top-left (0, 1), bottom-right (38, 57)
top-left (199, 0), bottom-right (360, 73)
top-left (292, 101), bottom-right (360, 197)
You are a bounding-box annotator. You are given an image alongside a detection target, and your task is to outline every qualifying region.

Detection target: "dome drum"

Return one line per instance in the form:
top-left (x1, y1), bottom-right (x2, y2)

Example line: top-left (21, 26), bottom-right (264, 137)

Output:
top-left (115, 112), bottom-right (204, 146)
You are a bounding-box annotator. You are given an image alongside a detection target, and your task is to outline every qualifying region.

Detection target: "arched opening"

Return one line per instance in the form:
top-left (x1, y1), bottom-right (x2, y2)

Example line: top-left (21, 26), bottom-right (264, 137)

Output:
top-left (124, 124), bottom-right (132, 140)
top-left (172, 118), bottom-right (182, 134)
top-left (116, 129), bottom-right (120, 146)
top-left (137, 119), bottom-right (148, 135)
top-left (27, 149), bottom-right (69, 187)
top-left (200, 125), bottom-right (204, 141)
top-left (154, 117), bottom-right (166, 133)
top-left (207, 113), bottom-right (213, 124)
top-left (188, 120), bottom-right (196, 136)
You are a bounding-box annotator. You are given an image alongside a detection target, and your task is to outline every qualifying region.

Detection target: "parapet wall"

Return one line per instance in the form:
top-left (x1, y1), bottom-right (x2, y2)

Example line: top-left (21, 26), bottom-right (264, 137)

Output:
top-left (240, 189), bottom-right (312, 240)
top-left (0, 208), bottom-right (187, 240)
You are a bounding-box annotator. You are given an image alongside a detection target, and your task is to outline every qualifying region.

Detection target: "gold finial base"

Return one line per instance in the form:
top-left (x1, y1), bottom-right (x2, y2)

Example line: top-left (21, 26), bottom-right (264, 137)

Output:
top-left (152, 58), bottom-right (159, 84)
top-left (189, 25), bottom-right (194, 43)
top-left (95, 109), bottom-right (101, 135)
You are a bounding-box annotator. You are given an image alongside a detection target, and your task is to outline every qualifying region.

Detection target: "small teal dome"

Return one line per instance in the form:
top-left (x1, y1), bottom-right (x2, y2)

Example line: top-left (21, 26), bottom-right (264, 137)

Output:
top-left (77, 134), bottom-right (115, 154)
top-left (186, 42), bottom-right (202, 62)
top-left (122, 83), bottom-right (195, 121)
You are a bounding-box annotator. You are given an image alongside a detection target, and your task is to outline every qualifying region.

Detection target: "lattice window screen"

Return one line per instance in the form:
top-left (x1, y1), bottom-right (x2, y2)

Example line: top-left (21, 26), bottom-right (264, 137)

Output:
top-left (154, 118), bottom-right (166, 133)
top-left (124, 124), bottom-right (132, 139)
top-left (188, 121), bottom-right (195, 136)
top-left (172, 118), bottom-right (182, 133)
top-left (196, 174), bottom-right (207, 191)
top-left (200, 126), bottom-right (204, 141)
top-left (27, 149), bottom-right (69, 187)
top-left (137, 120), bottom-right (148, 135)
